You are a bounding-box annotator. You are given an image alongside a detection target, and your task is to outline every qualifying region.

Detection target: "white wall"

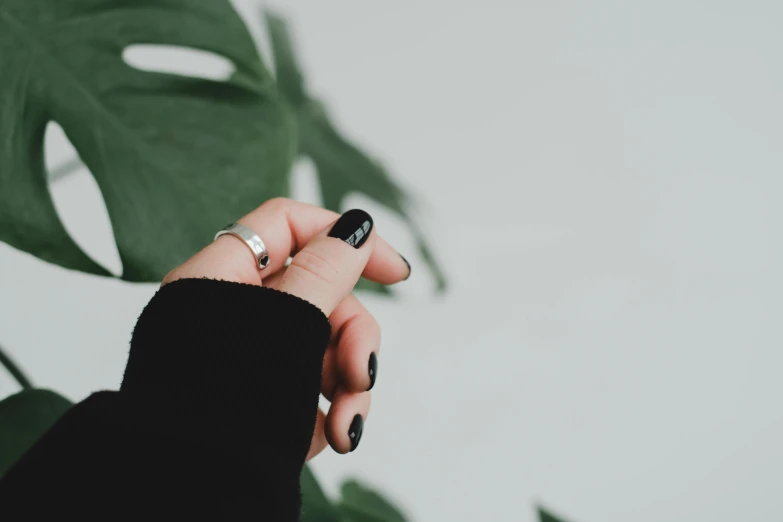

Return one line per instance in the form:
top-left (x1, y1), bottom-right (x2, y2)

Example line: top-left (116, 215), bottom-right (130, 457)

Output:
top-left (1, 1), bottom-right (782, 520)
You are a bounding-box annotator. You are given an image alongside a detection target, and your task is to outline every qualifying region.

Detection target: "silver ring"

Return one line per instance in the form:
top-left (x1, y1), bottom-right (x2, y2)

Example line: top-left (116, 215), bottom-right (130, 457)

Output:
top-left (214, 223), bottom-right (270, 270)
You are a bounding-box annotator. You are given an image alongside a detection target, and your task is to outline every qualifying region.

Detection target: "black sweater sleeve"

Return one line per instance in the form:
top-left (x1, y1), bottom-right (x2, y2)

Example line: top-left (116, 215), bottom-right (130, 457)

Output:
top-left (0, 278), bottom-right (332, 520)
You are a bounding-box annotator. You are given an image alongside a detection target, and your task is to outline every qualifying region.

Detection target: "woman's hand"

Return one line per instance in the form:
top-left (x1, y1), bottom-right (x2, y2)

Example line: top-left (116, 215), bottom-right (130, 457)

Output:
top-left (163, 198), bottom-right (411, 458)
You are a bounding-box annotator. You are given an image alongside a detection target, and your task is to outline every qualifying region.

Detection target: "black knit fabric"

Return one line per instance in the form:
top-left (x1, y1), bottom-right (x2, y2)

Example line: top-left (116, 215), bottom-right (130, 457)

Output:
top-left (0, 278), bottom-right (332, 520)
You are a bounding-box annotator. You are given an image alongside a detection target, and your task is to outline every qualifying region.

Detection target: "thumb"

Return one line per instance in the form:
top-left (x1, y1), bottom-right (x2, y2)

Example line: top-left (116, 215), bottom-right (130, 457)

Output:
top-left (279, 209), bottom-right (374, 315)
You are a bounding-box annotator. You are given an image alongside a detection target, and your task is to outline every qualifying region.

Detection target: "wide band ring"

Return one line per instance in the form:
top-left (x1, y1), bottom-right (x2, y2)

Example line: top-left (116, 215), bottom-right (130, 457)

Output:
top-left (214, 223), bottom-right (270, 270)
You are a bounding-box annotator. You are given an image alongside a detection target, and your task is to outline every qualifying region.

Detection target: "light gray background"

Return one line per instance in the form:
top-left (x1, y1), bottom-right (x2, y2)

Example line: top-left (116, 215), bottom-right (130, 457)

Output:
top-left (1, 1), bottom-right (782, 520)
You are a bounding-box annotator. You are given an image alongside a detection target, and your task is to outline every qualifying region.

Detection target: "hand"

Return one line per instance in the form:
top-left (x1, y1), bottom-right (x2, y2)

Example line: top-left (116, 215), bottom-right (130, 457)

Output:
top-left (163, 198), bottom-right (411, 458)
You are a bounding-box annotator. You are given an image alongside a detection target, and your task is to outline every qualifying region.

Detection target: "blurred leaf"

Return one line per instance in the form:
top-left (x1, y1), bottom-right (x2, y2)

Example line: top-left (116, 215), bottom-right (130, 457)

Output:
top-left (354, 277), bottom-right (392, 295)
top-left (337, 480), bottom-right (408, 522)
top-left (302, 506), bottom-right (344, 522)
top-left (264, 11), bottom-right (307, 108)
top-left (0, 0), bottom-right (294, 281)
top-left (265, 11), bottom-right (447, 294)
top-left (538, 507), bottom-right (572, 522)
top-left (0, 389), bottom-right (72, 475)
top-left (300, 470), bottom-right (409, 522)
top-left (301, 465), bottom-right (342, 522)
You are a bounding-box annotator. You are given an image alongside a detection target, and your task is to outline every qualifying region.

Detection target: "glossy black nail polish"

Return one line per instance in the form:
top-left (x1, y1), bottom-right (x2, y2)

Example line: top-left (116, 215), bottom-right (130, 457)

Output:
top-left (328, 209), bottom-right (373, 249)
top-left (399, 254), bottom-right (412, 281)
top-left (348, 414), bottom-right (364, 452)
top-left (368, 352), bottom-right (378, 391)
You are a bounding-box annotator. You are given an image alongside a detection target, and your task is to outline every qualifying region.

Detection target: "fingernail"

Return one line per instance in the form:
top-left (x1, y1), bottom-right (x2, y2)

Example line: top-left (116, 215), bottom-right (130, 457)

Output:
top-left (348, 414), bottom-right (364, 452)
top-left (399, 254), bottom-right (412, 281)
top-left (368, 352), bottom-right (378, 391)
top-left (328, 209), bottom-right (373, 249)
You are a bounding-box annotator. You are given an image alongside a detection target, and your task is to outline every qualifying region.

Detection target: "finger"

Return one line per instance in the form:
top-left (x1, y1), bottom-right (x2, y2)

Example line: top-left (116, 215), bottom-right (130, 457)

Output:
top-left (278, 209), bottom-right (375, 315)
top-left (320, 346), bottom-right (338, 401)
top-left (329, 295), bottom-right (381, 393)
top-left (325, 390), bottom-right (371, 454)
top-left (306, 408), bottom-right (329, 462)
top-left (162, 232), bottom-right (263, 285)
top-left (238, 199), bottom-right (408, 283)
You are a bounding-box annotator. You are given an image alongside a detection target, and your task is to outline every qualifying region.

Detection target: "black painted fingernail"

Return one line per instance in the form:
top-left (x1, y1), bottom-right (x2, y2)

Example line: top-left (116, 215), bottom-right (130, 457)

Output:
top-left (348, 414), bottom-right (364, 452)
top-left (328, 209), bottom-right (373, 249)
top-left (399, 254), bottom-right (412, 281)
top-left (367, 352), bottom-right (378, 391)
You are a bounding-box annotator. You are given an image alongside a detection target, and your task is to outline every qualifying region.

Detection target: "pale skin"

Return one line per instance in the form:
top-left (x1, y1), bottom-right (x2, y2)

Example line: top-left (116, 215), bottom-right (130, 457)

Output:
top-left (163, 198), bottom-right (410, 460)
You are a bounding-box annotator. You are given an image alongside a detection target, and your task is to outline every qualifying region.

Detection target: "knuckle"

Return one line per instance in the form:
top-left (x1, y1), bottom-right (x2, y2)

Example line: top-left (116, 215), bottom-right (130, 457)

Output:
top-left (289, 249), bottom-right (342, 286)
top-left (263, 197), bottom-right (290, 213)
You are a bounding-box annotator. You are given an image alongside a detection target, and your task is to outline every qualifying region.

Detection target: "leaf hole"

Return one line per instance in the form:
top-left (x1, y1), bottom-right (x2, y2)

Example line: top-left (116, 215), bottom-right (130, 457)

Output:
top-left (122, 45), bottom-right (236, 81)
top-left (290, 157), bottom-right (323, 207)
top-left (45, 123), bottom-right (122, 276)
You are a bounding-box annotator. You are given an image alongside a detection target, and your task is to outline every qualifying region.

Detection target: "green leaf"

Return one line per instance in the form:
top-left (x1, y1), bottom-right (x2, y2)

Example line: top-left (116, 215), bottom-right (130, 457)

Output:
top-left (301, 465), bottom-right (342, 522)
top-left (0, 389), bottom-right (72, 475)
top-left (264, 11), bottom-right (307, 108)
top-left (0, 0), bottom-right (294, 281)
top-left (354, 277), bottom-right (392, 296)
top-left (538, 507), bottom-right (572, 522)
top-left (265, 11), bottom-right (447, 293)
top-left (337, 480), bottom-right (408, 522)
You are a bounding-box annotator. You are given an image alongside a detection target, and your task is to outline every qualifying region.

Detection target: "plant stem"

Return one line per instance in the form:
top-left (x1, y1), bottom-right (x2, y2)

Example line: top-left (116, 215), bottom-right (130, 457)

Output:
top-left (48, 157), bottom-right (83, 183)
top-left (0, 343), bottom-right (33, 390)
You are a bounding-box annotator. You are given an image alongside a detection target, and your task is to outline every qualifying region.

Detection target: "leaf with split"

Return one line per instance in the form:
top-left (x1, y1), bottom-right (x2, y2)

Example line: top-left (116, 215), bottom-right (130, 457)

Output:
top-left (265, 11), bottom-right (447, 293)
top-left (0, 0), bottom-right (294, 281)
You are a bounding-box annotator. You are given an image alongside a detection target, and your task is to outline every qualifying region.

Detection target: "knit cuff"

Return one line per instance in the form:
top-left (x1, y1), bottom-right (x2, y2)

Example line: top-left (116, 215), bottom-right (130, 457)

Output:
top-left (120, 278), bottom-right (331, 475)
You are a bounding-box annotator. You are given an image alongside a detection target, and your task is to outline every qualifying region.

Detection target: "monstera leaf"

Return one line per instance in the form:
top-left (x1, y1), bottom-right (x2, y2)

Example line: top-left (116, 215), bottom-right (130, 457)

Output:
top-left (0, 389), bottom-right (73, 475)
top-left (0, 0), bottom-right (293, 281)
top-left (264, 11), bottom-right (447, 292)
